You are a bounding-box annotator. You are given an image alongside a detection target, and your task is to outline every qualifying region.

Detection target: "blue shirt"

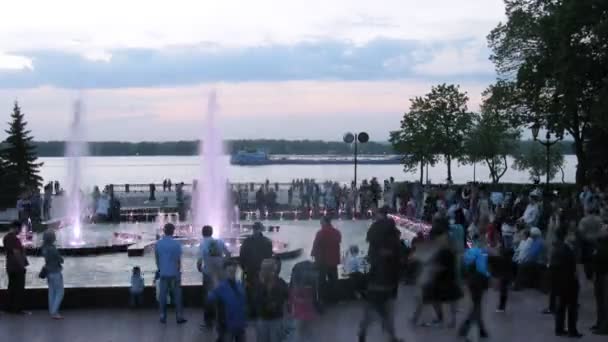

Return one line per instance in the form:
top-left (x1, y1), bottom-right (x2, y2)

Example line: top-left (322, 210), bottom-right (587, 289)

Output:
top-left (155, 236), bottom-right (182, 277)
top-left (208, 280), bottom-right (247, 332)
top-left (130, 275), bottom-right (144, 293)
top-left (198, 237), bottom-right (230, 275)
top-left (520, 238), bottom-right (544, 264)
top-left (464, 246), bottom-right (490, 278)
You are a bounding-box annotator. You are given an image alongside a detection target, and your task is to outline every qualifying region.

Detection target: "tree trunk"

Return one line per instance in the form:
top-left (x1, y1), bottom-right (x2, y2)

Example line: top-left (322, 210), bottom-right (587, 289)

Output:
top-left (420, 160), bottom-right (424, 184)
top-left (573, 136), bottom-right (586, 187)
top-left (446, 154), bottom-right (452, 183)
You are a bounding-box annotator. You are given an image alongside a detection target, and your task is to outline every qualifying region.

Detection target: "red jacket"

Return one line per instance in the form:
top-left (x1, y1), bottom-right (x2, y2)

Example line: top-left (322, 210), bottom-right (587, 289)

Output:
top-left (311, 225), bottom-right (342, 267)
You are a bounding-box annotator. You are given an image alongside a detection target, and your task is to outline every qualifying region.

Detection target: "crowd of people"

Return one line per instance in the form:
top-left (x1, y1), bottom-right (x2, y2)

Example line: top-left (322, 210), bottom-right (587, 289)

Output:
top-left (230, 177), bottom-right (397, 217)
top-left (3, 180), bottom-right (608, 341)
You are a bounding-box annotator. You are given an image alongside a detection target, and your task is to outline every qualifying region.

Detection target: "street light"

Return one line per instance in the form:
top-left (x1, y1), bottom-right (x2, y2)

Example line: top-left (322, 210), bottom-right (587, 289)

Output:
top-left (344, 131), bottom-right (369, 201)
top-left (531, 121), bottom-right (563, 187)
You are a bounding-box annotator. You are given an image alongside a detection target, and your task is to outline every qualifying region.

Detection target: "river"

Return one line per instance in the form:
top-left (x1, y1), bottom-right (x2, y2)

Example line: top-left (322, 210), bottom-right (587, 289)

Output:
top-left (38, 155), bottom-right (578, 188)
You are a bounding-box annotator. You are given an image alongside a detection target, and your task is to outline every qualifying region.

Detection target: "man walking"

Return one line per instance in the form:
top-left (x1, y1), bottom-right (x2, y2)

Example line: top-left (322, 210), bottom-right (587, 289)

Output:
top-left (155, 223), bottom-right (187, 324)
top-left (311, 216), bottom-right (341, 306)
top-left (458, 233), bottom-right (490, 340)
top-left (358, 207), bottom-right (403, 342)
top-left (3, 221), bottom-right (29, 314)
top-left (552, 229), bottom-right (583, 338)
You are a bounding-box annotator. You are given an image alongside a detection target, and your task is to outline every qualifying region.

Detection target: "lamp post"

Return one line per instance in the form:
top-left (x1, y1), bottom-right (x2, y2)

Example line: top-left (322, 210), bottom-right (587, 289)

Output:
top-left (531, 122), bottom-right (563, 187)
top-left (344, 132), bottom-right (369, 214)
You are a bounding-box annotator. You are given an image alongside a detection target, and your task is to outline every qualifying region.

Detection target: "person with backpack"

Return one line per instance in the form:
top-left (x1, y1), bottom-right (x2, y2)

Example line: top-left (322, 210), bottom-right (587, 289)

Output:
top-left (239, 221), bottom-right (273, 315)
top-left (207, 260), bottom-right (248, 342)
top-left (458, 233), bottom-right (490, 339)
top-left (289, 260), bottom-right (320, 342)
top-left (198, 225), bottom-right (230, 330)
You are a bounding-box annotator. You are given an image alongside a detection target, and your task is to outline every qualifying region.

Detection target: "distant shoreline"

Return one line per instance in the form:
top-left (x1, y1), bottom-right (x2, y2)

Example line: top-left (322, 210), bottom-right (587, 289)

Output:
top-left (28, 139), bottom-right (574, 157)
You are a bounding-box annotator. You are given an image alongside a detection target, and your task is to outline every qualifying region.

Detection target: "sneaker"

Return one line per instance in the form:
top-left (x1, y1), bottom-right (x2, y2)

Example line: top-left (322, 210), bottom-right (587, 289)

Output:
top-left (496, 309), bottom-right (505, 313)
top-left (177, 318), bottom-right (188, 325)
top-left (51, 314), bottom-right (64, 320)
top-left (422, 320), bottom-right (443, 328)
top-left (541, 309), bottom-right (553, 315)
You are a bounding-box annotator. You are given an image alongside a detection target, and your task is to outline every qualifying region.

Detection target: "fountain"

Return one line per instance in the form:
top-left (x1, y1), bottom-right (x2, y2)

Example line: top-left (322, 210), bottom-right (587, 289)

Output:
top-left (193, 90), bottom-right (228, 236)
top-left (65, 100), bottom-right (87, 245)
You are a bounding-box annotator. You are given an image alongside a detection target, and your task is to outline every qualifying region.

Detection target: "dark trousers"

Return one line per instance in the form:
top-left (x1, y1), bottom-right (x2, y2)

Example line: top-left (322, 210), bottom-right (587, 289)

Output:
top-left (548, 285), bottom-right (557, 312)
top-left (555, 284), bottom-right (579, 334)
top-left (217, 329), bottom-right (246, 342)
top-left (129, 291), bottom-right (143, 308)
top-left (594, 275), bottom-right (606, 328)
top-left (359, 290), bottom-right (397, 341)
top-left (317, 264), bottom-right (338, 304)
top-left (202, 273), bottom-right (217, 325)
top-left (498, 277), bottom-right (510, 311)
top-left (7, 271), bottom-right (26, 312)
top-left (243, 271), bottom-right (260, 317)
top-left (459, 276), bottom-right (489, 338)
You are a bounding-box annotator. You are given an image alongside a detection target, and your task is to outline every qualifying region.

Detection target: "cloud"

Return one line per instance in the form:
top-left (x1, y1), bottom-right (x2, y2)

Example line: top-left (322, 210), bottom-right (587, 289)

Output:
top-left (0, 38), bottom-right (495, 89)
top-left (0, 53), bottom-right (33, 70)
top-left (412, 39), bottom-right (494, 76)
top-left (0, 81), bottom-right (486, 141)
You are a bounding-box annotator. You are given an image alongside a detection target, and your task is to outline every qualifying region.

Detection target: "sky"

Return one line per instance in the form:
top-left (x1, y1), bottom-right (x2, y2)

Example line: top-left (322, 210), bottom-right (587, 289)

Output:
top-left (0, 0), bottom-right (506, 141)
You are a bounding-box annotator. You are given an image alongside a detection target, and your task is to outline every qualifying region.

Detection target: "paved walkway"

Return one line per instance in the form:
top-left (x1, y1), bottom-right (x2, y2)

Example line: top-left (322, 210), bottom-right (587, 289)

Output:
top-left (0, 283), bottom-right (604, 342)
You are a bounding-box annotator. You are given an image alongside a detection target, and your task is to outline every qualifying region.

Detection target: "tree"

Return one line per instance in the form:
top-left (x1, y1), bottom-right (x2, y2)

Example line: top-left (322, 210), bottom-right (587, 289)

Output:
top-left (2, 102), bottom-right (43, 200)
top-left (390, 104), bottom-right (438, 183)
top-left (464, 112), bottom-right (520, 183)
top-left (513, 142), bottom-right (565, 183)
top-left (488, 0), bottom-right (608, 185)
top-left (415, 84), bottom-right (474, 183)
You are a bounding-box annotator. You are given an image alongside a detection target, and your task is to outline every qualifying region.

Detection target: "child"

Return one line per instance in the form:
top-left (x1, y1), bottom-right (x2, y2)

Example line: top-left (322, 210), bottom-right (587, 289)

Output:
top-left (208, 260), bottom-right (247, 342)
top-left (343, 245), bottom-right (366, 298)
top-left (130, 266), bottom-right (144, 308)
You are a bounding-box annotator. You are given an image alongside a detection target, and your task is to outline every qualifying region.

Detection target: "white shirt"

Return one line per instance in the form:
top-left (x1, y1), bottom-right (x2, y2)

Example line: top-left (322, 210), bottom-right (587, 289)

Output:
top-left (521, 203), bottom-right (539, 227)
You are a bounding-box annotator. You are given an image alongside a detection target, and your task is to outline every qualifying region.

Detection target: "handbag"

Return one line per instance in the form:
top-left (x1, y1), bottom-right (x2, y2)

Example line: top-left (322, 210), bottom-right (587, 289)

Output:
top-left (39, 266), bottom-right (48, 279)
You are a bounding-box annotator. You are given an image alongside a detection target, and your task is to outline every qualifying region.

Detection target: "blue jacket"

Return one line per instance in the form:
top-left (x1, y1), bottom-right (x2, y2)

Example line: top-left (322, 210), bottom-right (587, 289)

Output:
top-left (520, 238), bottom-right (544, 264)
top-left (464, 246), bottom-right (490, 278)
top-left (208, 279), bottom-right (247, 332)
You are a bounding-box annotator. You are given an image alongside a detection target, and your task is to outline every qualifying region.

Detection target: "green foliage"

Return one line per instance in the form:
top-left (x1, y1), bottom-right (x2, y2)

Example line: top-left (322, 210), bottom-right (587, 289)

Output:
top-left (464, 96), bottom-right (521, 183)
top-left (1, 102), bottom-right (43, 203)
top-left (391, 84), bottom-right (474, 183)
top-left (512, 141), bottom-right (565, 182)
top-left (488, 0), bottom-right (608, 185)
top-left (389, 101), bottom-right (438, 183)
